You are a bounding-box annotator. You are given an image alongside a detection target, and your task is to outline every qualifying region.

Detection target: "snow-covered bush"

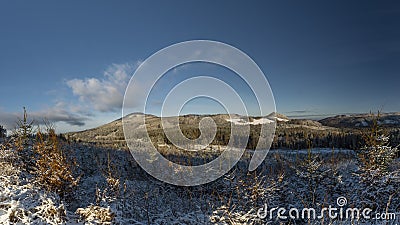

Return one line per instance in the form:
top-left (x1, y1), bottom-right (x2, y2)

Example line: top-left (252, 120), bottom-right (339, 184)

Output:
top-left (357, 114), bottom-right (398, 180)
top-left (76, 205), bottom-right (115, 224)
top-left (355, 113), bottom-right (400, 214)
top-left (293, 148), bottom-right (328, 205)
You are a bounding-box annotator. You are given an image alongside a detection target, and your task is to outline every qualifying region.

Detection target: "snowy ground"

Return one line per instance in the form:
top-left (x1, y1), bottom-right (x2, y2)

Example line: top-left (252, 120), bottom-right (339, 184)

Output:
top-left (0, 139), bottom-right (399, 224)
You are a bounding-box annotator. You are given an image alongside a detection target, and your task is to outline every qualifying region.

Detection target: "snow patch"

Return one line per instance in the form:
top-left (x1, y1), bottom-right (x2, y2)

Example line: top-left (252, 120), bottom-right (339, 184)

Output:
top-left (276, 117), bottom-right (289, 122)
top-left (226, 118), bottom-right (273, 125)
top-left (384, 119), bottom-right (398, 124)
top-left (355, 121), bottom-right (368, 127)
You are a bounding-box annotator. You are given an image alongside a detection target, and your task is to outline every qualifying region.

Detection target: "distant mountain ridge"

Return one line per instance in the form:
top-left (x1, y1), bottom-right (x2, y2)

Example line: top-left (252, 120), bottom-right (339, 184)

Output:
top-left (64, 112), bottom-right (400, 150)
top-left (319, 112), bottom-right (400, 128)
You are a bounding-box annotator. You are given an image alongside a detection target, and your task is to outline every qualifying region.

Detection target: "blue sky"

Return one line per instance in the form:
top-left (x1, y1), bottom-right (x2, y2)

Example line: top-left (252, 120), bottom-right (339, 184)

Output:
top-left (0, 1), bottom-right (399, 132)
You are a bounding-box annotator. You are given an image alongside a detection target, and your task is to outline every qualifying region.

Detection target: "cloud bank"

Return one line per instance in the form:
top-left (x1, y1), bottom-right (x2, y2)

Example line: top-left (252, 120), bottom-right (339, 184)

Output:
top-left (0, 103), bottom-right (88, 130)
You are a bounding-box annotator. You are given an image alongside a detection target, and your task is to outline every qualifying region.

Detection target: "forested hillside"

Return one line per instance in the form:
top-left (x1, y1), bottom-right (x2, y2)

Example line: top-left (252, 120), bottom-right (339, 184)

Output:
top-left (65, 113), bottom-right (400, 151)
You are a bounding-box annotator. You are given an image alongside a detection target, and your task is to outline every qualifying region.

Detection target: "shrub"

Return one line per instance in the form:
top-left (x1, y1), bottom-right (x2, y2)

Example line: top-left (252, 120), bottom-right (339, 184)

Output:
top-left (33, 125), bottom-right (79, 196)
top-left (12, 108), bottom-right (80, 196)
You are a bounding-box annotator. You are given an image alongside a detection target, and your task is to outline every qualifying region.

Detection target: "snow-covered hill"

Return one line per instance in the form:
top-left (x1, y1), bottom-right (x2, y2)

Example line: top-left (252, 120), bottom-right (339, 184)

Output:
top-left (319, 112), bottom-right (400, 128)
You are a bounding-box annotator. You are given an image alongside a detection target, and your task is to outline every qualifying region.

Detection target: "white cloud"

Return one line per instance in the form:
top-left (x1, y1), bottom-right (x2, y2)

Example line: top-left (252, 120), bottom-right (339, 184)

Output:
top-left (0, 62), bottom-right (143, 133)
top-left (66, 62), bottom-right (140, 112)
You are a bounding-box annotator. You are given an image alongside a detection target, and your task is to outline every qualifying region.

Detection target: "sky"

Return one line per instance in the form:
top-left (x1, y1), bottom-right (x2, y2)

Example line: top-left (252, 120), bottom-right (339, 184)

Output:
top-left (0, 1), bottom-right (399, 133)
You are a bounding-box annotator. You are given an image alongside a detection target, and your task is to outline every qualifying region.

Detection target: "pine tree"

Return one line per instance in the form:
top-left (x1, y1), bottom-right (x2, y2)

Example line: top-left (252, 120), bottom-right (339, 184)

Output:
top-left (0, 125), bottom-right (6, 138)
top-left (14, 107), bottom-right (35, 148)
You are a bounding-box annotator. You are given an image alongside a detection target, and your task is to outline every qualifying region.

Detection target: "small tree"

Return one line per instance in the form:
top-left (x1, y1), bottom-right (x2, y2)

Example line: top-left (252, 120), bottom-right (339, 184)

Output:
top-left (14, 107), bottom-right (35, 150)
top-left (11, 107), bottom-right (37, 172)
top-left (357, 112), bottom-right (398, 180)
top-left (293, 142), bottom-right (329, 206)
top-left (0, 125), bottom-right (6, 138)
